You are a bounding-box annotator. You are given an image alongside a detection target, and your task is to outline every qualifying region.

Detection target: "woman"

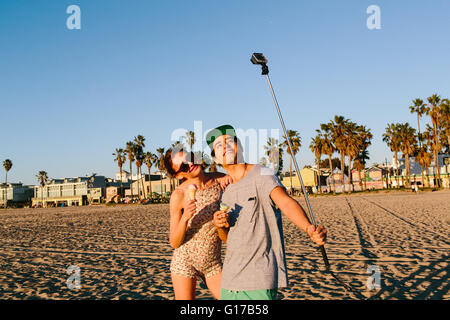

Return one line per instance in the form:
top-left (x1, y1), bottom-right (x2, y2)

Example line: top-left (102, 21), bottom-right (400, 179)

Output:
top-left (164, 148), bottom-right (230, 300)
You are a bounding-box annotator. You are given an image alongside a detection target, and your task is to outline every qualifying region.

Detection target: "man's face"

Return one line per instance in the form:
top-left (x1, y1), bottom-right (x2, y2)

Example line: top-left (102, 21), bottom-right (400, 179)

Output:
top-left (212, 135), bottom-right (237, 165)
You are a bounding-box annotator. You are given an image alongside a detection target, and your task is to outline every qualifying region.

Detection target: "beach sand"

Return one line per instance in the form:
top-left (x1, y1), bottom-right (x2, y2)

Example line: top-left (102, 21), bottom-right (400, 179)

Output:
top-left (0, 190), bottom-right (448, 300)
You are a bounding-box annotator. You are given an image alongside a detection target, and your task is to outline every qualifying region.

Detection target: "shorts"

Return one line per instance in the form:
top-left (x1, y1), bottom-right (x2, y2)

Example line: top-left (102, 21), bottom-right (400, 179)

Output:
top-left (220, 288), bottom-right (278, 300)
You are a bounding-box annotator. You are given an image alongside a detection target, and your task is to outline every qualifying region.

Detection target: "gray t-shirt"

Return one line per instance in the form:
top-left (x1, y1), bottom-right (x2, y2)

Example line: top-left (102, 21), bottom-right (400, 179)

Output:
top-left (220, 164), bottom-right (289, 291)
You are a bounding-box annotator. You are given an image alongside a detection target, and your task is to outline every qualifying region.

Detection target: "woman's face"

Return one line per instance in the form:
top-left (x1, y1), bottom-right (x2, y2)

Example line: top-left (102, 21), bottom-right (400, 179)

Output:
top-left (212, 135), bottom-right (237, 165)
top-left (171, 151), bottom-right (202, 179)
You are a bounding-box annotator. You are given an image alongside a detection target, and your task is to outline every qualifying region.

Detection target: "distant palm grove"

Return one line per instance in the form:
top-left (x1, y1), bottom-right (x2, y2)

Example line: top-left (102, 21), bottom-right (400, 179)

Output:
top-left (108, 93), bottom-right (448, 200)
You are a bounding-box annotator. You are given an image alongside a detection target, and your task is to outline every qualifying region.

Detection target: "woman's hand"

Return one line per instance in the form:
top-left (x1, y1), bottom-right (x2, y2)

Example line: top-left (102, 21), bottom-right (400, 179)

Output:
top-left (213, 210), bottom-right (229, 229)
top-left (181, 199), bottom-right (197, 223)
top-left (217, 175), bottom-right (233, 191)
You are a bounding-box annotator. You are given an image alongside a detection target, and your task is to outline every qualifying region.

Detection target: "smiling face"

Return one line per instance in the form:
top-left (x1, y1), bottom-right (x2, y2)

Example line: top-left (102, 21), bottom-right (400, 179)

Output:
top-left (212, 135), bottom-right (238, 165)
top-left (171, 151), bottom-right (202, 180)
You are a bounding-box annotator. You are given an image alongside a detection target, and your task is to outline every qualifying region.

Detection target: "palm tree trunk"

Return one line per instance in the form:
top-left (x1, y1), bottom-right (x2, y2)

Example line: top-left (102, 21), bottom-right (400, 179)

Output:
top-left (394, 152), bottom-right (400, 188)
top-left (160, 170), bottom-right (163, 198)
top-left (129, 163), bottom-right (134, 200)
top-left (317, 156), bottom-right (321, 194)
top-left (136, 167), bottom-right (141, 200)
top-left (119, 166), bottom-right (124, 201)
top-left (405, 154), bottom-right (410, 188)
top-left (147, 165), bottom-right (152, 199)
top-left (340, 151), bottom-right (345, 192)
top-left (140, 167), bottom-right (146, 199)
top-left (363, 169), bottom-right (367, 190)
top-left (328, 155), bottom-right (335, 194)
top-left (433, 123), bottom-right (441, 188)
top-left (417, 114), bottom-right (422, 147)
top-left (358, 170), bottom-right (363, 191)
top-left (347, 156), bottom-right (353, 193)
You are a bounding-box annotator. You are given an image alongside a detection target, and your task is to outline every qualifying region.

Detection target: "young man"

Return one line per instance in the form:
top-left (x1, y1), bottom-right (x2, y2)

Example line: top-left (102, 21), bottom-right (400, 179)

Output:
top-left (206, 124), bottom-right (327, 300)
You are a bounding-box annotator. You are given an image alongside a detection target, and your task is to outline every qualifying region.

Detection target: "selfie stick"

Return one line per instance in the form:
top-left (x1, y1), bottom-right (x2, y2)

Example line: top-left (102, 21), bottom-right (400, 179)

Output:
top-left (250, 53), bottom-right (330, 267)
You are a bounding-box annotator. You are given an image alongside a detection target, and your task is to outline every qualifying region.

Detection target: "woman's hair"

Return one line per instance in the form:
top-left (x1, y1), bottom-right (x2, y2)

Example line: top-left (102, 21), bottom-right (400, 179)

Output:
top-left (164, 148), bottom-right (194, 179)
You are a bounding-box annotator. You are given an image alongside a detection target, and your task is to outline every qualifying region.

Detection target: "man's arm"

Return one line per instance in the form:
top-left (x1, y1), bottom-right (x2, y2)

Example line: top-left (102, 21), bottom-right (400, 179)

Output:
top-left (270, 186), bottom-right (327, 246)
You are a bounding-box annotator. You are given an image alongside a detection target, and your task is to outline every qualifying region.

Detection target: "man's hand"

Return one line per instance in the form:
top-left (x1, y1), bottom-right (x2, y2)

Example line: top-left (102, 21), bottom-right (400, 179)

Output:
top-left (213, 210), bottom-right (229, 228)
top-left (306, 224), bottom-right (327, 246)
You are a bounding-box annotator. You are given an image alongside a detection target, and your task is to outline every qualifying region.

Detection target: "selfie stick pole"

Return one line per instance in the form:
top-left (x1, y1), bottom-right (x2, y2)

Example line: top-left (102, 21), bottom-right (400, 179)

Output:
top-left (251, 54), bottom-right (329, 268)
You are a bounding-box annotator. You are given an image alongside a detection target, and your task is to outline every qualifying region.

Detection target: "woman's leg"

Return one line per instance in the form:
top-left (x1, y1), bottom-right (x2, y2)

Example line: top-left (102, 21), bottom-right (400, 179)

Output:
top-left (205, 270), bottom-right (222, 300)
top-left (171, 274), bottom-right (197, 300)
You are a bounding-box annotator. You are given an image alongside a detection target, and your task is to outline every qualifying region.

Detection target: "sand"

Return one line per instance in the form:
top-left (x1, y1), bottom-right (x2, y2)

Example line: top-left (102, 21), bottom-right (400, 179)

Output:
top-left (0, 190), bottom-right (448, 300)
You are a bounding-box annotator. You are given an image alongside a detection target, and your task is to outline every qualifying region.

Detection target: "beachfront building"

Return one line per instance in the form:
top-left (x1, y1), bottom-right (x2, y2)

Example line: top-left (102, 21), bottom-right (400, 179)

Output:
top-left (281, 167), bottom-right (329, 194)
top-left (126, 174), bottom-right (180, 199)
top-left (351, 165), bottom-right (389, 191)
top-left (0, 183), bottom-right (34, 207)
top-left (325, 170), bottom-right (349, 193)
top-left (31, 175), bottom-right (107, 207)
top-left (394, 153), bottom-right (450, 188)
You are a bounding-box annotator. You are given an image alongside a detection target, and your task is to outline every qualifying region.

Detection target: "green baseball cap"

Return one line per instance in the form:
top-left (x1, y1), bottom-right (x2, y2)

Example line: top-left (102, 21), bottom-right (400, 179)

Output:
top-left (206, 124), bottom-right (237, 148)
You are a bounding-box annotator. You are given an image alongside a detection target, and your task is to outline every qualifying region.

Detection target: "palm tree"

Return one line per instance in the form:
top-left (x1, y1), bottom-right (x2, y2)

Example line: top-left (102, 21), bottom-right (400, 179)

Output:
top-left (383, 123), bottom-right (402, 188)
top-left (398, 123), bottom-right (417, 188)
top-left (125, 141), bottom-right (136, 200)
top-left (426, 94), bottom-right (442, 188)
top-left (309, 134), bottom-right (323, 193)
top-left (112, 148), bottom-right (126, 200)
top-left (356, 125), bottom-right (373, 190)
top-left (440, 98), bottom-right (450, 152)
top-left (354, 150), bottom-right (370, 190)
top-left (415, 145), bottom-right (432, 188)
top-left (422, 124), bottom-right (441, 187)
top-left (145, 152), bottom-right (158, 199)
top-left (409, 98), bottom-right (427, 146)
top-left (264, 138), bottom-right (283, 177)
top-left (134, 135), bottom-right (146, 199)
top-left (329, 116), bottom-right (349, 190)
top-left (184, 131), bottom-right (196, 151)
top-left (343, 121), bottom-right (360, 192)
top-left (156, 148), bottom-right (166, 196)
top-left (3, 159), bottom-right (12, 184)
top-left (281, 130), bottom-right (302, 192)
top-left (36, 171), bottom-right (48, 207)
top-left (320, 124), bottom-right (336, 193)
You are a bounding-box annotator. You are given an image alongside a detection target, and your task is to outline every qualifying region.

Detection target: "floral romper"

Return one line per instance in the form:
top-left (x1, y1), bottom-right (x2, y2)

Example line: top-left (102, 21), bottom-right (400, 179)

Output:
top-left (170, 182), bottom-right (222, 279)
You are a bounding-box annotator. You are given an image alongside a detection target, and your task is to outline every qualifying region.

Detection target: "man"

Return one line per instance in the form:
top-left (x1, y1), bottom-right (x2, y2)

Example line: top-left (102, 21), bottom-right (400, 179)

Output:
top-left (206, 124), bottom-right (327, 300)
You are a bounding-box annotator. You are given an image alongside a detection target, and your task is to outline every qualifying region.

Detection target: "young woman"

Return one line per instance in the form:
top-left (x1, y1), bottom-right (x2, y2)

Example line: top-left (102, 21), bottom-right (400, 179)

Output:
top-left (164, 148), bottom-right (231, 300)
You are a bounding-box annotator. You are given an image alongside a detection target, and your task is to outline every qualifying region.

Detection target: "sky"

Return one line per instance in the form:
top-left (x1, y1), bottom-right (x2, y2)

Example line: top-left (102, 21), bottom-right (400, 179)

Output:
top-left (1, 0), bottom-right (449, 185)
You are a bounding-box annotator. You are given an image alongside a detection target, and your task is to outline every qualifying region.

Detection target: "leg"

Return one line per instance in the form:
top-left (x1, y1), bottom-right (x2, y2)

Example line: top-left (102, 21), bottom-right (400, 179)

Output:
top-left (205, 270), bottom-right (222, 300)
top-left (171, 273), bottom-right (197, 300)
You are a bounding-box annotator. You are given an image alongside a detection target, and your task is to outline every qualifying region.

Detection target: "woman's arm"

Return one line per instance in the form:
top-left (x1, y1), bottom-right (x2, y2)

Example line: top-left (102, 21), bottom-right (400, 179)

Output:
top-left (169, 189), bottom-right (196, 249)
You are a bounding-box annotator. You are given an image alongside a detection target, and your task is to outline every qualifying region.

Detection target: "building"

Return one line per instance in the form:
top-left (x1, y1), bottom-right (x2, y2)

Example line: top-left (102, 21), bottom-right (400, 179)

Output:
top-left (395, 153), bottom-right (450, 188)
top-left (126, 174), bottom-right (180, 199)
top-left (325, 170), bottom-right (349, 193)
top-left (0, 183), bottom-right (34, 207)
top-left (351, 165), bottom-right (389, 191)
top-left (281, 167), bottom-right (329, 194)
top-left (32, 175), bottom-right (107, 207)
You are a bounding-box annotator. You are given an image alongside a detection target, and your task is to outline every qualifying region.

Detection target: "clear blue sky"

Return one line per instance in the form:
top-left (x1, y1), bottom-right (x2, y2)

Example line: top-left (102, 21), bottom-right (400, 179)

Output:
top-left (1, 0), bottom-right (449, 185)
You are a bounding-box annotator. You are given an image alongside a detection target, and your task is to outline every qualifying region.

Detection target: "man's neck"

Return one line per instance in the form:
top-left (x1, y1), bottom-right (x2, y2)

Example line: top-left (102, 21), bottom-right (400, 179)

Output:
top-left (222, 163), bottom-right (252, 184)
